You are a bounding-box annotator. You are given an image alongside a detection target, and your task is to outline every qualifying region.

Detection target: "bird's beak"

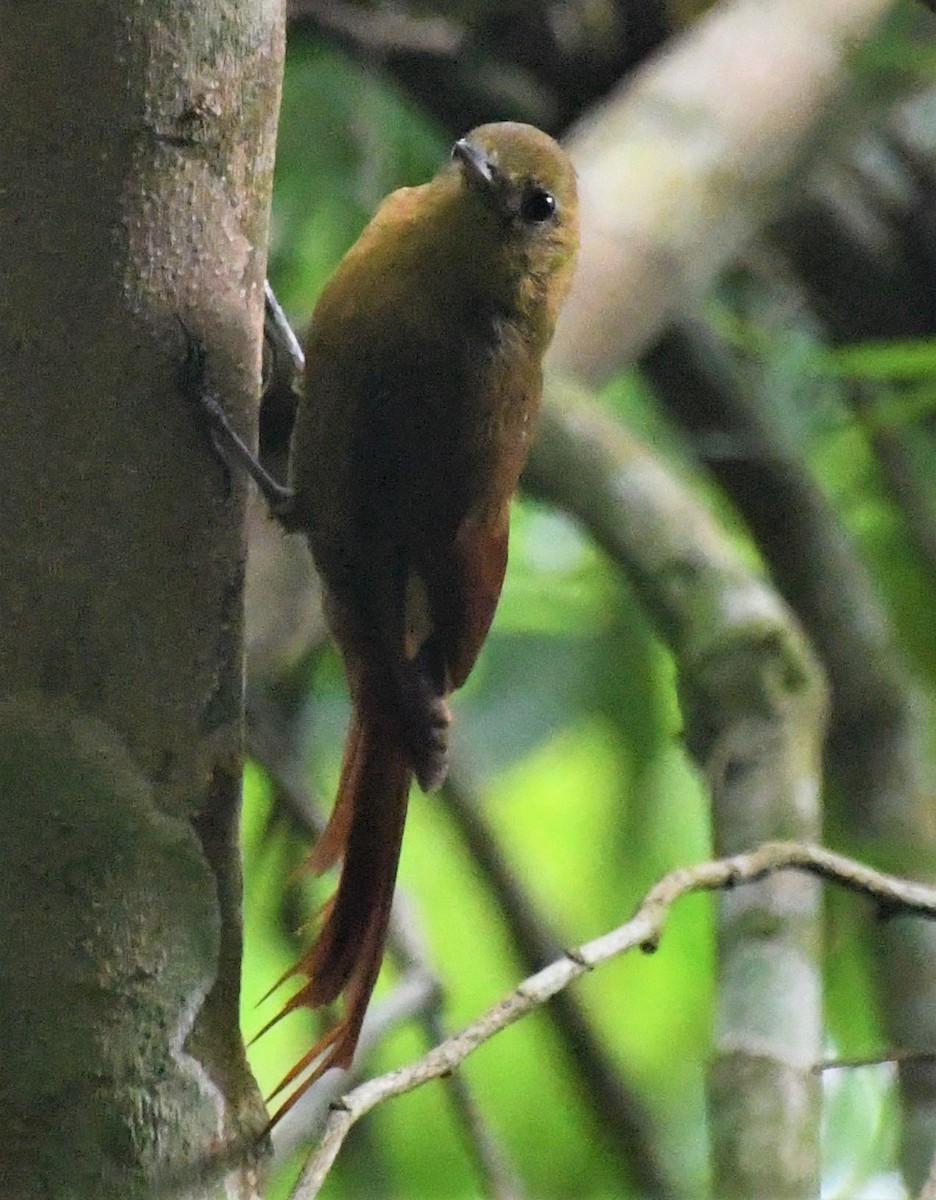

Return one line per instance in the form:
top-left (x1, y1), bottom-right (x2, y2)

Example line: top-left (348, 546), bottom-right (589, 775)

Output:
top-left (452, 138), bottom-right (494, 190)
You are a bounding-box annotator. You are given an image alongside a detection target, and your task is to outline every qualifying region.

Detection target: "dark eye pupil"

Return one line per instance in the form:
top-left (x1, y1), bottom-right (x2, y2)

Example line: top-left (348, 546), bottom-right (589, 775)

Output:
top-left (520, 189), bottom-right (556, 223)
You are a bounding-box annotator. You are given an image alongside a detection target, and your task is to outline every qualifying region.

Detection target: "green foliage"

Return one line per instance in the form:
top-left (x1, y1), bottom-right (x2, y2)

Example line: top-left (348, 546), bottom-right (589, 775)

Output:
top-left (269, 37), bottom-right (445, 318)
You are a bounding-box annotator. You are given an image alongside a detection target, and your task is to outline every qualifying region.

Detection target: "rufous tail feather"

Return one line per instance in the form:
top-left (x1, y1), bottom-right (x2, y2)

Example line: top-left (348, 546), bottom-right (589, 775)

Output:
top-left (261, 697), bottom-right (411, 1125)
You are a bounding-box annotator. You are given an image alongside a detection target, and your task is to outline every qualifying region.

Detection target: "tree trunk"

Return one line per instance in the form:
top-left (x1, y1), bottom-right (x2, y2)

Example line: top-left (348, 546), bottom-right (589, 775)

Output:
top-left (0, 2), bottom-right (284, 1196)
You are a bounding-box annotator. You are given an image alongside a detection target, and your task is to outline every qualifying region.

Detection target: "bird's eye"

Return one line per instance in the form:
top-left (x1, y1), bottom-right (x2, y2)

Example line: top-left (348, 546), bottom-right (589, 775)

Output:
top-left (519, 188), bottom-right (557, 223)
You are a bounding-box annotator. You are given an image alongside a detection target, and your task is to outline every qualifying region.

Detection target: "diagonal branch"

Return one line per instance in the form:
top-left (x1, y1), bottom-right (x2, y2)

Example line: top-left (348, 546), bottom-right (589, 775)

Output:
top-left (288, 840), bottom-right (936, 1199)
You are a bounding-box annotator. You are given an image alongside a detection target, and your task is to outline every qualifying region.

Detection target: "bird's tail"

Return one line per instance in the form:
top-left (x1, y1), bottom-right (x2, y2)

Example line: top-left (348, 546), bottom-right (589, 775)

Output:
top-left (262, 700), bottom-right (411, 1124)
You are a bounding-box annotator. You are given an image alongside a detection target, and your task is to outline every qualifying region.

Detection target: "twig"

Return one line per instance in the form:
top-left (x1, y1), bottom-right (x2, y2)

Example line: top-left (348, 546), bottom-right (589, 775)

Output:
top-left (288, 841), bottom-right (936, 1198)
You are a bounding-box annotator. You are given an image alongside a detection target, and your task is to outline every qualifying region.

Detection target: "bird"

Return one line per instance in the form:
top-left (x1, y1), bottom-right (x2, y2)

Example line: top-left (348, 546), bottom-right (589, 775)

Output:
top-left (206, 121), bottom-right (579, 1123)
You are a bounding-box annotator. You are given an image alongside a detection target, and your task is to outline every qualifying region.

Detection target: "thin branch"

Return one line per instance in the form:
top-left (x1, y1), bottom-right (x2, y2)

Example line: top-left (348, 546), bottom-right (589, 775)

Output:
top-left (289, 841), bottom-right (936, 1199)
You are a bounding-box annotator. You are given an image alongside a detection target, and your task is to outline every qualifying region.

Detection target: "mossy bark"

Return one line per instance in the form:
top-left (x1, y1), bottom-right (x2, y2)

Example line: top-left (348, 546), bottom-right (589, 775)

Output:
top-left (0, 1), bottom-right (284, 1195)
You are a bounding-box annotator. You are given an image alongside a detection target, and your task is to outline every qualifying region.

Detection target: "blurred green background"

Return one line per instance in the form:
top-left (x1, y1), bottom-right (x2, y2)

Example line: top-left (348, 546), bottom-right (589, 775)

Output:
top-left (239, 9), bottom-right (936, 1197)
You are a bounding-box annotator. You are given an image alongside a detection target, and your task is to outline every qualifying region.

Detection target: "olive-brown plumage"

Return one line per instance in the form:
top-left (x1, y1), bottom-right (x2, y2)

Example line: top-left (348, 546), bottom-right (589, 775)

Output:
top-left (268, 122), bottom-right (579, 1119)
